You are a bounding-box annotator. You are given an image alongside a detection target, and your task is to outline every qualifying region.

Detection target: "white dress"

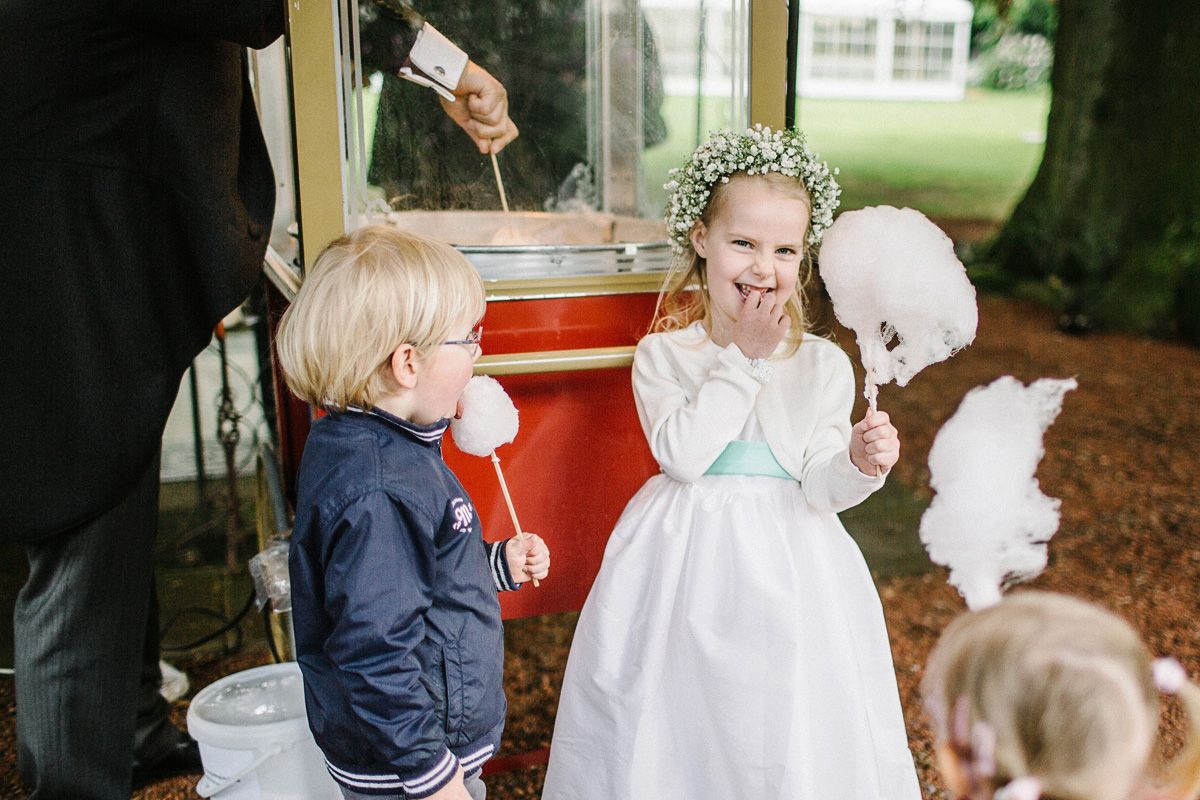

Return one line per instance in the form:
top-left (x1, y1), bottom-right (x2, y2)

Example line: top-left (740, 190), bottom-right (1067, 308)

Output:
top-left (542, 325), bottom-right (921, 800)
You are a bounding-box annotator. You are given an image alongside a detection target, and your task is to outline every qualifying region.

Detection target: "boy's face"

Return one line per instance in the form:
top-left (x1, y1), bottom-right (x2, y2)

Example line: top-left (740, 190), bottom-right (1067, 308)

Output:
top-left (407, 318), bottom-right (483, 425)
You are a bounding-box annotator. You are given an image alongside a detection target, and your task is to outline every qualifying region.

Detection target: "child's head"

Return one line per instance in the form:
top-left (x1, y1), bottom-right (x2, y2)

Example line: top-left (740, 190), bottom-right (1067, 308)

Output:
top-left (656, 126), bottom-right (840, 351)
top-left (277, 225), bottom-right (485, 418)
top-left (922, 591), bottom-right (1200, 800)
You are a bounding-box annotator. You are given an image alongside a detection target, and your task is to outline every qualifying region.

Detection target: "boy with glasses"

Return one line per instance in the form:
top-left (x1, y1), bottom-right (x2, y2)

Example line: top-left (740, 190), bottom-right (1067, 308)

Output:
top-left (277, 225), bottom-right (549, 800)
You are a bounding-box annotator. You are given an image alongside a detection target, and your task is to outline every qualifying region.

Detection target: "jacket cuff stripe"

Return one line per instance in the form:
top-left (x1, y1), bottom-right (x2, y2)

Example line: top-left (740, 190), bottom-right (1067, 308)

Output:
top-left (325, 760), bottom-right (404, 789)
top-left (325, 744), bottom-right (492, 793)
top-left (489, 540), bottom-right (509, 591)
top-left (490, 540), bottom-right (521, 591)
top-left (458, 743), bottom-right (495, 771)
top-left (401, 749), bottom-right (459, 796)
top-left (488, 541), bottom-right (503, 591)
top-left (497, 541), bottom-right (519, 591)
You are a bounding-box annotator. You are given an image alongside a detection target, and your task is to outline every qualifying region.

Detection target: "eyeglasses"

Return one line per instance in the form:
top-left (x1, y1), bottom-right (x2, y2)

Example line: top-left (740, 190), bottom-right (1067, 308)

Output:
top-left (442, 324), bottom-right (483, 356)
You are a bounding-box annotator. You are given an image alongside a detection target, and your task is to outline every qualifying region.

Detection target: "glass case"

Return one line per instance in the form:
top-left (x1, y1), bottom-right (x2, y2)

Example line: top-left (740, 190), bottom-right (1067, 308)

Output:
top-left (327, 0), bottom-right (753, 281)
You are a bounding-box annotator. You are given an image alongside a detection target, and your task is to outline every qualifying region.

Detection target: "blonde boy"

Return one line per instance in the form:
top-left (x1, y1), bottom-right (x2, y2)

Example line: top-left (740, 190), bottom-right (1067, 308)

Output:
top-left (278, 226), bottom-right (550, 800)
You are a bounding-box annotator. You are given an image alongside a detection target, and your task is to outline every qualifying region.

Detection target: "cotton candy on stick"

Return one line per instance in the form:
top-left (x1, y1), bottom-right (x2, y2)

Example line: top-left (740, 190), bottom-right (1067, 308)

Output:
top-left (819, 206), bottom-right (978, 416)
top-left (919, 376), bottom-right (1077, 610)
top-left (450, 376), bottom-right (537, 586)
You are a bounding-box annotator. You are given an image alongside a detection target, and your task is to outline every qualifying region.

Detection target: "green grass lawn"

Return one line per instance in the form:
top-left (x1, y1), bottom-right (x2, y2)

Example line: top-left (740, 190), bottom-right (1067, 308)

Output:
top-left (797, 88), bottom-right (1050, 220)
top-left (642, 96), bottom-right (736, 216)
top-left (641, 88), bottom-right (1049, 222)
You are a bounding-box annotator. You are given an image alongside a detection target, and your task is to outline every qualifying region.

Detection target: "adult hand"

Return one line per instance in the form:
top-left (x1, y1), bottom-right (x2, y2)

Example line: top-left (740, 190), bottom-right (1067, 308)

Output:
top-left (850, 409), bottom-right (900, 476)
top-left (440, 60), bottom-right (519, 154)
top-left (732, 290), bottom-right (790, 360)
top-left (505, 533), bottom-right (550, 583)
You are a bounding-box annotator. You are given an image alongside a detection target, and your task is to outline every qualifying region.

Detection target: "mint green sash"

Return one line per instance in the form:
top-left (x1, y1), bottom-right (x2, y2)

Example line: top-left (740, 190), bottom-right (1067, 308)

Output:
top-left (703, 441), bottom-right (792, 479)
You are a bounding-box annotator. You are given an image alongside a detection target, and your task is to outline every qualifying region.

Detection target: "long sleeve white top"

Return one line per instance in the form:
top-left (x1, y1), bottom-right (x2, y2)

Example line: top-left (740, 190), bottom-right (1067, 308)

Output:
top-left (632, 322), bottom-right (884, 513)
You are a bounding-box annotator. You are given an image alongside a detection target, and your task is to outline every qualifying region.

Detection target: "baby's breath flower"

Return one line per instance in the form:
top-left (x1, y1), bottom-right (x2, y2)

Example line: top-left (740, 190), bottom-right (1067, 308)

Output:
top-left (663, 125), bottom-right (841, 254)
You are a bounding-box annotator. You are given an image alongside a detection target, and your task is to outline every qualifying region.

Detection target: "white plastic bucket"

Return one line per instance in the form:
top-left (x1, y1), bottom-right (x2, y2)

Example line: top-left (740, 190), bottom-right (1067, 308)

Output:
top-left (186, 662), bottom-right (341, 800)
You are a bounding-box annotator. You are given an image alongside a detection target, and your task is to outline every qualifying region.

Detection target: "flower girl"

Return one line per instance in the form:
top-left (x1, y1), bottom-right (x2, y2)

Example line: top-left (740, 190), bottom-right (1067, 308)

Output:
top-left (542, 127), bottom-right (921, 800)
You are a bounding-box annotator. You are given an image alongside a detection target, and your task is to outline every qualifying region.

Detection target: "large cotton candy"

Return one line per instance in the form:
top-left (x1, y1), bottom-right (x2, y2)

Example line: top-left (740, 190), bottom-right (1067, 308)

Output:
top-left (450, 376), bottom-right (519, 456)
top-left (819, 206), bottom-right (977, 393)
top-left (919, 376), bottom-right (1077, 609)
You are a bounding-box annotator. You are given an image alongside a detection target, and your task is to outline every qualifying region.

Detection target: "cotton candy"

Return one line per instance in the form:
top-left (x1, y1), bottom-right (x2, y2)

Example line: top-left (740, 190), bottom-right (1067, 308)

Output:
top-left (919, 376), bottom-right (1077, 609)
top-left (819, 206), bottom-right (977, 405)
top-left (450, 376), bottom-right (519, 456)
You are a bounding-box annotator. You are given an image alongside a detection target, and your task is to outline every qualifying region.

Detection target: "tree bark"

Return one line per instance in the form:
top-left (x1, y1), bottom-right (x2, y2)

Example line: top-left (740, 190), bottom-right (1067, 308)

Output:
top-left (988, 0), bottom-right (1200, 341)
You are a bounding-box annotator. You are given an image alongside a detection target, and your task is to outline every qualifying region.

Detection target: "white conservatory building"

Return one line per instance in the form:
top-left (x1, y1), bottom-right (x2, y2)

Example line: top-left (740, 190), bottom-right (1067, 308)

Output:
top-left (797, 0), bottom-right (974, 101)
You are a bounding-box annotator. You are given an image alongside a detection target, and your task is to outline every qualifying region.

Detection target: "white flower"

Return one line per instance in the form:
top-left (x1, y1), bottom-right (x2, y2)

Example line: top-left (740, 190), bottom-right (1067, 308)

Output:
top-left (663, 126), bottom-right (841, 252)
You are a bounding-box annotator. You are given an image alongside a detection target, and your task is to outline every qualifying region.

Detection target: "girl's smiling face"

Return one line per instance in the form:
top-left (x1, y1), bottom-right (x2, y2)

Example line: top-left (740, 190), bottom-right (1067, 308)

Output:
top-left (689, 176), bottom-right (810, 346)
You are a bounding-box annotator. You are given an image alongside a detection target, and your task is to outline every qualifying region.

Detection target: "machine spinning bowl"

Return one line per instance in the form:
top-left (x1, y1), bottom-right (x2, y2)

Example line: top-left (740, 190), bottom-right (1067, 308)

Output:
top-left (385, 210), bottom-right (671, 279)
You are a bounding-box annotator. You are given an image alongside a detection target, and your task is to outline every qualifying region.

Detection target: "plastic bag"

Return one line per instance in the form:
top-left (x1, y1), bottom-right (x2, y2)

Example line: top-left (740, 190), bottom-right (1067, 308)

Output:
top-left (248, 538), bottom-right (291, 613)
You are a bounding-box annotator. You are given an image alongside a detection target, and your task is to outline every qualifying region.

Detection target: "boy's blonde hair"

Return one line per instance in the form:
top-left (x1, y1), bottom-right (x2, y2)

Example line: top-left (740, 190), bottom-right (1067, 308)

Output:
top-left (922, 591), bottom-right (1200, 800)
top-left (276, 225), bottom-right (485, 411)
top-left (652, 171), bottom-right (814, 356)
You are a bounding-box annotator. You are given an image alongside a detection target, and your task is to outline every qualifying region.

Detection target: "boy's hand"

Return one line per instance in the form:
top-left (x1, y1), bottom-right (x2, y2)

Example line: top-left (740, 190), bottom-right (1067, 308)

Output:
top-left (427, 765), bottom-right (472, 800)
top-left (733, 290), bottom-right (790, 360)
top-left (505, 534), bottom-right (550, 583)
top-left (850, 409), bottom-right (900, 476)
top-left (441, 61), bottom-right (520, 154)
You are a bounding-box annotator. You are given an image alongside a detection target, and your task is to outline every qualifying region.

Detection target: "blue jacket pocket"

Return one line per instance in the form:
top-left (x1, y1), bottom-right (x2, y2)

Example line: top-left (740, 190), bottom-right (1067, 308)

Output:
top-left (443, 639), bottom-right (466, 740)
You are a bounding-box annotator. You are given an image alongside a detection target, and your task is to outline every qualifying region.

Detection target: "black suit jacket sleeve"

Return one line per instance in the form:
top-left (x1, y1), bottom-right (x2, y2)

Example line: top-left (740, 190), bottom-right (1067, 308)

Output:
top-left (110, 0), bottom-right (285, 49)
top-left (0, 3), bottom-right (284, 540)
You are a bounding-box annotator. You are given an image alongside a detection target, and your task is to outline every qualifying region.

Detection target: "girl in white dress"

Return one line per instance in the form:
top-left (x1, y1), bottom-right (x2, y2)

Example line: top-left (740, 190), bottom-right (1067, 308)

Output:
top-left (542, 127), bottom-right (922, 800)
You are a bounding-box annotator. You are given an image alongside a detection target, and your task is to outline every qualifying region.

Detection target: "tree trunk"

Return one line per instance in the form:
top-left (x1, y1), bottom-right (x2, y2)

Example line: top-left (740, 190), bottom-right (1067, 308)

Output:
top-left (988, 0), bottom-right (1200, 341)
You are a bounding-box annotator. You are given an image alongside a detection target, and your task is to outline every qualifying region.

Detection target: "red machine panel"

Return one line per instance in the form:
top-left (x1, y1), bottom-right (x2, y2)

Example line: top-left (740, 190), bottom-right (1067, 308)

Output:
top-left (446, 292), bottom-right (661, 618)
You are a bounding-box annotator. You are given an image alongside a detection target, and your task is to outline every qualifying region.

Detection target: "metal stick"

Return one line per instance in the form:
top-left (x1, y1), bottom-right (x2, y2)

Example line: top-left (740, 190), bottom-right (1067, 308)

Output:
top-left (489, 451), bottom-right (538, 586)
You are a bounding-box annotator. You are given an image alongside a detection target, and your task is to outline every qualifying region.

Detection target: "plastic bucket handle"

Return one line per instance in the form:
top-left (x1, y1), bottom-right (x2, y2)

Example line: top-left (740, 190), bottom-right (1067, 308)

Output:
top-left (195, 737), bottom-right (302, 798)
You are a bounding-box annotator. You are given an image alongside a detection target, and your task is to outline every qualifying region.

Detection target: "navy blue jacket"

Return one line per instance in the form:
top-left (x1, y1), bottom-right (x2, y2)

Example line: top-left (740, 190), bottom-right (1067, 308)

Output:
top-left (290, 407), bottom-right (521, 797)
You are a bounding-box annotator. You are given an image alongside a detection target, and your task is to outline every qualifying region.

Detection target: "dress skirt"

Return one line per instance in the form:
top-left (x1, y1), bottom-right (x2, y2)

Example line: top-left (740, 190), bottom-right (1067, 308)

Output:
top-left (542, 473), bottom-right (922, 800)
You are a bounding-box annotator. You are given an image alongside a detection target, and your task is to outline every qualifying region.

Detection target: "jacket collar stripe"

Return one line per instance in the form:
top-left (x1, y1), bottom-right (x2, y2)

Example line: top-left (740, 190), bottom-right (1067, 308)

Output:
top-left (342, 405), bottom-right (449, 443)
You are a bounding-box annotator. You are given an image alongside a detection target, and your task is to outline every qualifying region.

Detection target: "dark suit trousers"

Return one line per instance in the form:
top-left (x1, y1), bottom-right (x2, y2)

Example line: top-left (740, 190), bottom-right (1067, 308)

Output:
top-left (15, 454), bottom-right (176, 799)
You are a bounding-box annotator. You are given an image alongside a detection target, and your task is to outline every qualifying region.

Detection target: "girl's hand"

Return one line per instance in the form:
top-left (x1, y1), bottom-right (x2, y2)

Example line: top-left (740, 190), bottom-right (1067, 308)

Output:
top-left (850, 409), bottom-right (900, 476)
top-left (505, 533), bottom-right (550, 583)
top-left (733, 290), bottom-right (790, 360)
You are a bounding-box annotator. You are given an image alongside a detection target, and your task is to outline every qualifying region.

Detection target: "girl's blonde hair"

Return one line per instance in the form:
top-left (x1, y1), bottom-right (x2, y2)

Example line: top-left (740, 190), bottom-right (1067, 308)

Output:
top-left (276, 225), bottom-right (485, 411)
top-left (652, 171), bottom-right (815, 356)
top-left (922, 591), bottom-right (1200, 800)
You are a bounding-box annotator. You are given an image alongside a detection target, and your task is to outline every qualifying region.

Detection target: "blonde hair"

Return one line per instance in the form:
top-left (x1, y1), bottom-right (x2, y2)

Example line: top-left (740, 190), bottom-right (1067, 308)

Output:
top-left (652, 171), bottom-right (815, 356)
top-left (922, 591), bottom-right (1200, 800)
top-left (276, 225), bottom-right (485, 410)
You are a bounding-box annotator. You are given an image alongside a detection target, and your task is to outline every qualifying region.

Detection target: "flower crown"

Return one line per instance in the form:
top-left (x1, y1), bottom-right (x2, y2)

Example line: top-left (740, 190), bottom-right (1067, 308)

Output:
top-left (663, 124), bottom-right (841, 254)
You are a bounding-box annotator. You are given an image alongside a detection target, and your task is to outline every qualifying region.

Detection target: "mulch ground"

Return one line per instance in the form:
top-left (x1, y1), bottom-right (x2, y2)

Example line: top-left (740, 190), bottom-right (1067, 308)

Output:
top-left (3, 266), bottom-right (1199, 798)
